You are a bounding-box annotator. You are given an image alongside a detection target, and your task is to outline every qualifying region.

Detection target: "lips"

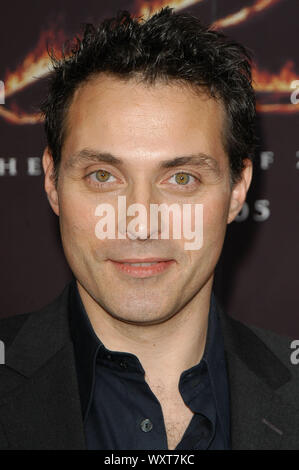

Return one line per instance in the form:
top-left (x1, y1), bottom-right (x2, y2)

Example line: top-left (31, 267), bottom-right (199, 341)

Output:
top-left (108, 258), bottom-right (175, 278)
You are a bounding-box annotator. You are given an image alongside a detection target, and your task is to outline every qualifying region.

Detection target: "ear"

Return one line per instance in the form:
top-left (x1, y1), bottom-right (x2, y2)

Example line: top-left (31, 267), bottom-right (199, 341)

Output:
top-left (42, 147), bottom-right (59, 216)
top-left (227, 158), bottom-right (252, 224)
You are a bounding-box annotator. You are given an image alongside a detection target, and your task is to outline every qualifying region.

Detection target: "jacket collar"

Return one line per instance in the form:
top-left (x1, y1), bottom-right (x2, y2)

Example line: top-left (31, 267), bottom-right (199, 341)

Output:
top-left (1, 281), bottom-right (298, 449)
top-left (4, 283), bottom-right (71, 378)
top-left (215, 296), bottom-right (298, 449)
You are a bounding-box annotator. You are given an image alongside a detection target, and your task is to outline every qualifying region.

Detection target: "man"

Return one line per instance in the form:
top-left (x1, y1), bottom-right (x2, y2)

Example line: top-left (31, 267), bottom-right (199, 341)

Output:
top-left (0, 7), bottom-right (298, 450)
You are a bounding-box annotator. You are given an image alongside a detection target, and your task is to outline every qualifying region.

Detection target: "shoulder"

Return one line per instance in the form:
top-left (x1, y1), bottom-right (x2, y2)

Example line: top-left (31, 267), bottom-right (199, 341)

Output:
top-left (226, 312), bottom-right (293, 366)
top-left (227, 314), bottom-right (299, 393)
top-left (215, 295), bottom-right (299, 391)
top-left (241, 320), bottom-right (299, 384)
top-left (0, 312), bottom-right (31, 349)
top-left (0, 282), bottom-right (72, 350)
top-left (244, 321), bottom-right (294, 369)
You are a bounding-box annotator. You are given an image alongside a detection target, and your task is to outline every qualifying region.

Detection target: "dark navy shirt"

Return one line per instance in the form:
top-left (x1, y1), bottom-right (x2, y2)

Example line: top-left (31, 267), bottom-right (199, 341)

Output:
top-left (68, 278), bottom-right (231, 450)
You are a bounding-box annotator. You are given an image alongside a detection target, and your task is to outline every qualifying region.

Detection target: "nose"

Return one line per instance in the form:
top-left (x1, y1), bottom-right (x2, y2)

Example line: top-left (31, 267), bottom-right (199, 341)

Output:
top-left (118, 182), bottom-right (161, 241)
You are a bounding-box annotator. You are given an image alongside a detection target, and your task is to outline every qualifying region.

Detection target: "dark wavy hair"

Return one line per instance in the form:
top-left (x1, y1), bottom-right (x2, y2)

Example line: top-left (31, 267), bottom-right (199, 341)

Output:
top-left (40, 7), bottom-right (256, 185)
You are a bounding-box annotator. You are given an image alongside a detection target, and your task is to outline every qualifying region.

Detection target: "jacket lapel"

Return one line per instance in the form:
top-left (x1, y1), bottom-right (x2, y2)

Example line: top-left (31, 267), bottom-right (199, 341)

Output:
top-left (0, 284), bottom-right (86, 449)
top-left (218, 303), bottom-right (299, 449)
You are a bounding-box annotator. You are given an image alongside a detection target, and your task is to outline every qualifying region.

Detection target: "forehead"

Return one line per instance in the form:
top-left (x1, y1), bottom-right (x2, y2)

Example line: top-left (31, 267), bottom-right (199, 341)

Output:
top-left (62, 73), bottom-right (227, 166)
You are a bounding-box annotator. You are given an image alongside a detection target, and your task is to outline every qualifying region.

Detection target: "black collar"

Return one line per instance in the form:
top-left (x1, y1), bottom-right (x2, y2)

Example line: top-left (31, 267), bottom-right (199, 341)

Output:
top-left (68, 278), bottom-right (231, 442)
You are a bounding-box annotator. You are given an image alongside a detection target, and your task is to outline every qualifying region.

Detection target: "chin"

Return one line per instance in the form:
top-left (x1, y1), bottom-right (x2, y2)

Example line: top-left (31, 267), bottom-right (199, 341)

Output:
top-left (106, 305), bottom-right (169, 325)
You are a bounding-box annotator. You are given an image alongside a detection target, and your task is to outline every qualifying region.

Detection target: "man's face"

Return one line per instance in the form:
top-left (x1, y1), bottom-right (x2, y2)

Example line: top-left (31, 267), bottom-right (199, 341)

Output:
top-left (43, 74), bottom-right (251, 324)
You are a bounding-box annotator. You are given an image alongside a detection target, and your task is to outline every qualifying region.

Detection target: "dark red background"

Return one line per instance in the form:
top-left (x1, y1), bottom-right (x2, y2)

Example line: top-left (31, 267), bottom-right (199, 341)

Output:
top-left (0, 0), bottom-right (298, 337)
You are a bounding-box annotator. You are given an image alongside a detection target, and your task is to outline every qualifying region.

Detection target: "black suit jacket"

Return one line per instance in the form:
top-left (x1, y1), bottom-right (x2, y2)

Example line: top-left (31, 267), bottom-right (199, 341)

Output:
top-left (0, 282), bottom-right (298, 449)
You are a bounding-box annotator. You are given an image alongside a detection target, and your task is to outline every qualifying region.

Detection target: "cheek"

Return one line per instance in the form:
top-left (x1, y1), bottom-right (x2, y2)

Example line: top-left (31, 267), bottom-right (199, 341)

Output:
top-left (59, 192), bottom-right (97, 249)
top-left (182, 194), bottom-right (229, 280)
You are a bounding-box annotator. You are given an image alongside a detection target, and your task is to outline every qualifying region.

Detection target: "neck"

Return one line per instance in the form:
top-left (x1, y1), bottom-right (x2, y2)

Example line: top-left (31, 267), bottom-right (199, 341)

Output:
top-left (77, 277), bottom-right (213, 389)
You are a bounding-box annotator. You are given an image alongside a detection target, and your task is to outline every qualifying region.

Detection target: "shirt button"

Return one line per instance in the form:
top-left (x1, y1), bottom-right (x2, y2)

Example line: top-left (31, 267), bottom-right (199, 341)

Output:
top-left (106, 354), bottom-right (112, 360)
top-left (140, 418), bottom-right (153, 432)
top-left (119, 360), bottom-right (128, 368)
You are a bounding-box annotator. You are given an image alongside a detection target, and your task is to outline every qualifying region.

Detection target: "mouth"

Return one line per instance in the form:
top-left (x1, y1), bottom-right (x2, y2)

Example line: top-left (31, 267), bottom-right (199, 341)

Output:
top-left (108, 258), bottom-right (176, 278)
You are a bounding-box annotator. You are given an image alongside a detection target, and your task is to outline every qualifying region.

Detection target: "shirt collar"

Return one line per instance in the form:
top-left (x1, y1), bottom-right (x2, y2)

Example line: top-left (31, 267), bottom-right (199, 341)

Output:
top-left (205, 291), bottom-right (231, 445)
top-left (68, 277), bottom-right (230, 442)
top-left (68, 278), bottom-right (102, 420)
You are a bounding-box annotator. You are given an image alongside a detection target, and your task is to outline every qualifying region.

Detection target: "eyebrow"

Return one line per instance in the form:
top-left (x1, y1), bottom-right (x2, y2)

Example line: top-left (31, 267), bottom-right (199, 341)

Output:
top-left (65, 148), bottom-right (220, 174)
top-left (159, 155), bottom-right (220, 174)
top-left (65, 149), bottom-right (123, 169)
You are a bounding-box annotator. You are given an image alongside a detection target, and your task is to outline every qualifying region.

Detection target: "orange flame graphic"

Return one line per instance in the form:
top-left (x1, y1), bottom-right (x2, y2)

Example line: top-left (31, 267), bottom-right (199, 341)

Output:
top-left (0, 0), bottom-right (298, 124)
top-left (135, 0), bottom-right (202, 17)
top-left (253, 61), bottom-right (298, 92)
top-left (0, 104), bottom-right (43, 124)
top-left (212, 0), bottom-right (281, 30)
top-left (4, 28), bottom-right (66, 99)
top-left (256, 103), bottom-right (299, 113)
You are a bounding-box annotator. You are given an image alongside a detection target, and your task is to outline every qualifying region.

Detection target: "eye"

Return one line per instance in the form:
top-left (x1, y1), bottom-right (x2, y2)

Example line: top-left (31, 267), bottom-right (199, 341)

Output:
top-left (168, 172), bottom-right (198, 186)
top-left (89, 169), bottom-right (116, 184)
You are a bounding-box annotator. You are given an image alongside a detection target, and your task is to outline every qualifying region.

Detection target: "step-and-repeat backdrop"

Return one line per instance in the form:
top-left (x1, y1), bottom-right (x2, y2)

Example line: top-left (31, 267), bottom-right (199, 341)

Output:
top-left (0, 0), bottom-right (298, 336)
